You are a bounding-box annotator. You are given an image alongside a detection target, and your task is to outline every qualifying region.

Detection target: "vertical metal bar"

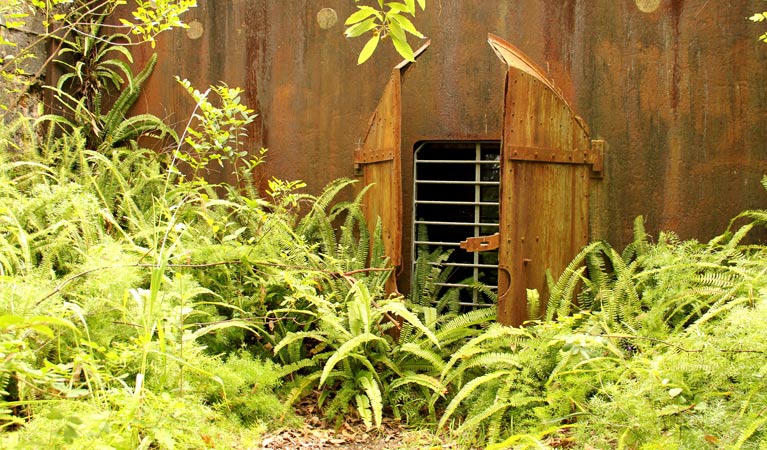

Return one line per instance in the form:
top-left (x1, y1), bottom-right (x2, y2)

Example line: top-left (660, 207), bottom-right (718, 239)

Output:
top-left (472, 142), bottom-right (481, 306)
top-left (411, 142), bottom-right (426, 287)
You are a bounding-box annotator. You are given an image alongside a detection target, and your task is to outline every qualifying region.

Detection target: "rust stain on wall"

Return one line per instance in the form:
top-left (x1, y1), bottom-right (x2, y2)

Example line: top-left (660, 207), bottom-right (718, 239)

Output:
top-left (669, 0), bottom-right (684, 111)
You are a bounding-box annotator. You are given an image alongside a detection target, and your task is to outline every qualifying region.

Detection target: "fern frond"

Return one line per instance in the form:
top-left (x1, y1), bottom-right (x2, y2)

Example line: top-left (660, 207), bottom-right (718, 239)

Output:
top-left (434, 307), bottom-right (496, 347)
top-left (389, 373), bottom-right (444, 395)
top-left (275, 359), bottom-right (316, 379)
top-left (99, 113), bottom-right (179, 152)
top-left (441, 324), bottom-right (528, 379)
top-left (397, 342), bottom-right (446, 372)
top-left (101, 53), bottom-right (158, 142)
top-left (323, 379), bottom-right (357, 424)
top-left (273, 331), bottom-right (328, 355)
top-left (441, 351), bottom-right (521, 389)
top-left (453, 401), bottom-right (510, 439)
top-left (545, 241), bottom-right (604, 322)
top-left (380, 300), bottom-right (440, 348)
top-left (437, 370), bottom-right (511, 429)
top-left (357, 371), bottom-right (383, 428)
top-left (319, 333), bottom-right (386, 386)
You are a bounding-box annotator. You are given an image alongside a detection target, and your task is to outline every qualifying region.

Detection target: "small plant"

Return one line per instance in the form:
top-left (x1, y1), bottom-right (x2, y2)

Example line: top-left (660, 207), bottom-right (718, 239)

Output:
top-left (275, 279), bottom-right (439, 429)
top-left (345, 0), bottom-right (426, 64)
top-left (175, 77), bottom-right (260, 185)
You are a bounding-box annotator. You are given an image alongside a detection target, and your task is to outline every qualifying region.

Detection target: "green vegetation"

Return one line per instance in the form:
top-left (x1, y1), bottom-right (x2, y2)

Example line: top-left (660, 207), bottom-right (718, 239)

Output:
top-left (1, 1), bottom-right (767, 449)
top-left (346, 0), bottom-right (427, 64)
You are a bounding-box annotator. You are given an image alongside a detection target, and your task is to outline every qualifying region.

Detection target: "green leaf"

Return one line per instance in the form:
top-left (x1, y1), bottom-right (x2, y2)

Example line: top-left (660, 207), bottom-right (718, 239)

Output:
top-left (357, 34), bottom-right (380, 65)
top-left (389, 373), bottom-right (444, 395)
top-left (668, 387), bottom-right (683, 398)
top-left (345, 17), bottom-right (378, 38)
top-left (355, 394), bottom-right (373, 429)
top-left (381, 301), bottom-right (440, 348)
top-left (347, 282), bottom-right (373, 335)
top-left (389, 13), bottom-right (424, 38)
top-left (438, 370), bottom-right (512, 429)
top-left (345, 6), bottom-right (380, 25)
top-left (320, 333), bottom-right (385, 386)
top-left (417, 0), bottom-right (426, 10)
top-left (387, 2), bottom-right (412, 14)
top-left (357, 371), bottom-right (383, 428)
top-left (391, 34), bottom-right (415, 62)
top-left (386, 18), bottom-right (406, 42)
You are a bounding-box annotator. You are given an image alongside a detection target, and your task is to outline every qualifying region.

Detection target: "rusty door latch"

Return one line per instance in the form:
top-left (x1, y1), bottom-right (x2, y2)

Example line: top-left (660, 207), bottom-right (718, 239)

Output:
top-left (459, 233), bottom-right (500, 252)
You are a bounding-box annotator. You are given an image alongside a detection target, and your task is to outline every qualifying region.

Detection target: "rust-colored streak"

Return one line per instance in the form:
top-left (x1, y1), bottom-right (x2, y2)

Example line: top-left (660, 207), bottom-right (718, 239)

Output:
top-left (245, 1), bottom-right (268, 191)
top-left (543, 0), bottom-right (577, 103)
top-left (669, 0), bottom-right (684, 111)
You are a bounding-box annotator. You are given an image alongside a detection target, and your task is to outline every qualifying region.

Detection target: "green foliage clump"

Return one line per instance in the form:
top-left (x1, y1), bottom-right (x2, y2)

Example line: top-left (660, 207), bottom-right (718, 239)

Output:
top-left (193, 351), bottom-right (288, 426)
top-left (435, 209), bottom-right (767, 448)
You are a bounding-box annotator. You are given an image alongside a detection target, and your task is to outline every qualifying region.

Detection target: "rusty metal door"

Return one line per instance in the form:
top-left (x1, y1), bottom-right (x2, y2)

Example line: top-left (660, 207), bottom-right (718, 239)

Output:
top-left (488, 34), bottom-right (604, 326)
top-left (354, 68), bottom-right (403, 278)
top-left (354, 42), bottom-right (430, 293)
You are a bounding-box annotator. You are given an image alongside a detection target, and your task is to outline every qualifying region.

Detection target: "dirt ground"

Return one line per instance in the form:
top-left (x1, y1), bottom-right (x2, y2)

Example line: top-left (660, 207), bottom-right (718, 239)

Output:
top-left (256, 402), bottom-right (458, 450)
top-left (257, 422), bottom-right (456, 450)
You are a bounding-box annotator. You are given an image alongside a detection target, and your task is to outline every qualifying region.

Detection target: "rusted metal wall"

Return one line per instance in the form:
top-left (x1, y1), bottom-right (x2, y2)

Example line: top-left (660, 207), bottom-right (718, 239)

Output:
top-left (126, 1), bottom-right (767, 286)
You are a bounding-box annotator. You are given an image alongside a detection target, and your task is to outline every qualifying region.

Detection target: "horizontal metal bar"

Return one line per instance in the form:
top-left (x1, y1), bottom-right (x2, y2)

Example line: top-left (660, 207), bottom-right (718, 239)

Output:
top-left (506, 145), bottom-right (597, 166)
top-left (435, 282), bottom-right (498, 290)
top-left (416, 180), bottom-right (499, 186)
top-left (353, 147), bottom-right (396, 164)
top-left (413, 240), bottom-right (462, 246)
top-left (426, 300), bottom-right (495, 308)
top-left (456, 302), bottom-right (494, 308)
top-left (415, 140), bottom-right (501, 145)
top-left (416, 159), bottom-right (499, 164)
top-left (415, 200), bottom-right (499, 206)
top-left (415, 220), bottom-right (500, 227)
top-left (430, 262), bottom-right (499, 269)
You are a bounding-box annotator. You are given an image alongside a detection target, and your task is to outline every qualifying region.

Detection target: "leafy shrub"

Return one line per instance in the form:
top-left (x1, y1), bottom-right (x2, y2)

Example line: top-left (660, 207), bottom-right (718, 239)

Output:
top-left (438, 207), bottom-right (767, 448)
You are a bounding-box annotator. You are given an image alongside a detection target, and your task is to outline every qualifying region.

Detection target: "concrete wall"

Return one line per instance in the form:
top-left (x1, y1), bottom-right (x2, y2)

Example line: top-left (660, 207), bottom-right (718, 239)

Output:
top-left (1, 11), bottom-right (48, 119)
top-left (126, 0), bottom-right (767, 252)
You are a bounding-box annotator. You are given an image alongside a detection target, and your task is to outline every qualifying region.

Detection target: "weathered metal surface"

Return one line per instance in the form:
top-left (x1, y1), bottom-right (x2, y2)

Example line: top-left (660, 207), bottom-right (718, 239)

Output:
top-left (353, 146), bottom-right (395, 165)
top-left (491, 34), bottom-right (595, 326)
top-left (356, 70), bottom-right (402, 273)
top-left (506, 145), bottom-right (602, 170)
top-left (354, 42), bottom-right (429, 293)
top-left (116, 1), bottom-right (767, 297)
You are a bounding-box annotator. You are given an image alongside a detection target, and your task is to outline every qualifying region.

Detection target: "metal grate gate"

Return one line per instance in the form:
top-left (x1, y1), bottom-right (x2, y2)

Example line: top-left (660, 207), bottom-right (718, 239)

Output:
top-left (412, 142), bottom-right (500, 308)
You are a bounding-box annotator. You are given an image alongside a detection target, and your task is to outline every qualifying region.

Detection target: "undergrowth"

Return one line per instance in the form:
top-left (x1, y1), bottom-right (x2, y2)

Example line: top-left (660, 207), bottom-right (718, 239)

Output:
top-left (3, 3), bottom-right (767, 449)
